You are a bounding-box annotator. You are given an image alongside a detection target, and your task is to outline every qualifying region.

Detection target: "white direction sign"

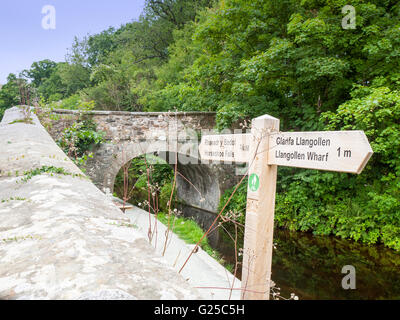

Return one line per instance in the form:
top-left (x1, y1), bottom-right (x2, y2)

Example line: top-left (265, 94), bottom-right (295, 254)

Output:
top-left (268, 131), bottom-right (373, 174)
top-left (199, 130), bottom-right (373, 174)
top-left (199, 133), bottom-right (251, 163)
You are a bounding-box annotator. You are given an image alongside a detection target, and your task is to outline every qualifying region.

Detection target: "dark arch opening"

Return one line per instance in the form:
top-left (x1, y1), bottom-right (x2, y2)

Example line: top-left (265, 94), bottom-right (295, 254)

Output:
top-left (112, 151), bottom-right (223, 247)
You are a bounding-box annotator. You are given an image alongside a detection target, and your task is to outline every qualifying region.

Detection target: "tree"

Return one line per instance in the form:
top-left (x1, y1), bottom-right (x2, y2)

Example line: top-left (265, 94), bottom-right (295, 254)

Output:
top-left (38, 63), bottom-right (67, 101)
top-left (144, 0), bottom-right (215, 29)
top-left (57, 62), bottom-right (91, 97)
top-left (0, 74), bottom-right (21, 120)
top-left (22, 60), bottom-right (57, 88)
top-left (74, 0), bottom-right (214, 111)
top-left (86, 27), bottom-right (119, 67)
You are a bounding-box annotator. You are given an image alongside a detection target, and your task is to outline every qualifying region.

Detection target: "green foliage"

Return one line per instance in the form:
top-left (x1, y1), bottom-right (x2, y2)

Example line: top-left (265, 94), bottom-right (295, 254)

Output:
top-left (77, 0), bottom-right (214, 111)
top-left (38, 65), bottom-right (66, 101)
top-left (54, 94), bottom-right (82, 109)
top-left (57, 62), bottom-right (91, 97)
top-left (8, 118), bottom-right (33, 125)
top-left (85, 27), bottom-right (120, 66)
top-left (21, 60), bottom-right (57, 88)
top-left (316, 85), bottom-right (400, 250)
top-left (219, 166), bottom-right (400, 252)
top-left (20, 166), bottom-right (84, 183)
top-left (219, 87), bottom-right (400, 253)
top-left (322, 86), bottom-right (400, 173)
top-left (82, 52), bottom-right (140, 111)
top-left (143, 0), bottom-right (400, 131)
top-left (159, 181), bottom-right (178, 211)
top-left (57, 118), bottom-right (105, 167)
top-left (114, 156), bottom-right (148, 202)
top-left (1, 197), bottom-right (27, 203)
top-left (114, 155), bottom-right (175, 205)
top-left (0, 74), bottom-right (21, 121)
top-left (156, 211), bottom-right (222, 261)
top-left (203, 0), bottom-right (398, 253)
top-left (218, 181), bottom-right (247, 227)
top-left (59, 120), bottom-right (104, 156)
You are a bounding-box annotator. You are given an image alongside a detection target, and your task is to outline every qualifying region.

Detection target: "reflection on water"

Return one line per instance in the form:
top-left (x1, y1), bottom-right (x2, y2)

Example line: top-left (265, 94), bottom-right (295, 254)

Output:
top-left (272, 228), bottom-right (400, 300)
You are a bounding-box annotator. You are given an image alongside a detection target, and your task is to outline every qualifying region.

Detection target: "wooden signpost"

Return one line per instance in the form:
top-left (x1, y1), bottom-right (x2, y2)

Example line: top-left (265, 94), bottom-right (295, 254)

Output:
top-left (199, 114), bottom-right (373, 300)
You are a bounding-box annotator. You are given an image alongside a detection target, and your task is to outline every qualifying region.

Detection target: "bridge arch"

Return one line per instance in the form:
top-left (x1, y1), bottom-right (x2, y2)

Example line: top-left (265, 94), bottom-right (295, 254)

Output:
top-left (46, 109), bottom-right (242, 247)
top-left (89, 140), bottom-right (233, 246)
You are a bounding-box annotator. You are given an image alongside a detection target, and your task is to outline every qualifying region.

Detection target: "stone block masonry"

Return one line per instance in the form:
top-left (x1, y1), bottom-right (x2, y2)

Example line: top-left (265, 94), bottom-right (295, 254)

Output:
top-left (44, 109), bottom-right (242, 248)
top-left (0, 107), bottom-right (201, 300)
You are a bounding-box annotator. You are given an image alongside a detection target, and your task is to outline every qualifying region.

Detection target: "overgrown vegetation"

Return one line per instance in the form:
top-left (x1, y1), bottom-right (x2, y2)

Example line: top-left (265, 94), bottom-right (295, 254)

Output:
top-left (56, 101), bottom-right (105, 167)
top-left (156, 211), bottom-right (224, 264)
top-left (20, 166), bottom-right (84, 183)
top-left (114, 155), bottom-right (174, 204)
top-left (1, 197), bottom-right (27, 203)
top-left (57, 119), bottom-right (105, 166)
top-left (8, 118), bottom-right (33, 125)
top-left (1, 235), bottom-right (43, 243)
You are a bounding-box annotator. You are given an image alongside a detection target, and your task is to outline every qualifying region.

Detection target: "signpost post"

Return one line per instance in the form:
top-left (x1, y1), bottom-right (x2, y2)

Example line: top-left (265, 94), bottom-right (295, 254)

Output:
top-left (240, 115), bottom-right (280, 300)
top-left (198, 114), bottom-right (373, 300)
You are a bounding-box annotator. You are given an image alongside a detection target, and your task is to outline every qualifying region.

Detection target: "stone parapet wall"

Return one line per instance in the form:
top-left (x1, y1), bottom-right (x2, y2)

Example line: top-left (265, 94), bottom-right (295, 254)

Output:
top-left (0, 107), bottom-right (201, 300)
top-left (45, 109), bottom-right (217, 143)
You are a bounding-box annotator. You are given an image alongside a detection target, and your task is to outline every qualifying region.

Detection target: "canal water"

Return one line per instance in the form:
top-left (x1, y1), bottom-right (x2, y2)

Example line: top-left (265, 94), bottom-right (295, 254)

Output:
top-left (221, 228), bottom-right (400, 300)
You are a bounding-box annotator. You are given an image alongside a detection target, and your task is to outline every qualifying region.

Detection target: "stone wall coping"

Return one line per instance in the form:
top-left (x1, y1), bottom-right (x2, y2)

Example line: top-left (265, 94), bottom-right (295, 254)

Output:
top-left (0, 107), bottom-right (202, 300)
top-left (48, 108), bottom-right (217, 117)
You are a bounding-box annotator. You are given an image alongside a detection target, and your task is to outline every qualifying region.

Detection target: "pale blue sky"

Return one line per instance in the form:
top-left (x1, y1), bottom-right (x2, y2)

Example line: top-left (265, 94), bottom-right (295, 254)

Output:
top-left (0, 0), bottom-right (146, 84)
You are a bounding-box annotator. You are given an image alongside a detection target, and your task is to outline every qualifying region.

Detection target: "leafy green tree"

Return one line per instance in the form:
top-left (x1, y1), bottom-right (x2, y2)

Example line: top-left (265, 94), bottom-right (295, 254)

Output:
top-left (21, 60), bottom-right (57, 88)
top-left (37, 63), bottom-right (69, 101)
top-left (75, 0), bottom-right (214, 111)
top-left (86, 27), bottom-right (120, 66)
top-left (57, 62), bottom-right (91, 97)
top-left (0, 74), bottom-right (22, 120)
top-left (144, 0), bottom-right (215, 29)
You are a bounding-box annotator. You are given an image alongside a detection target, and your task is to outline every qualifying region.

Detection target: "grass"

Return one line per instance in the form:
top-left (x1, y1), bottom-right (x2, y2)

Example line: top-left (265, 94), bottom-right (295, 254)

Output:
top-left (19, 166), bottom-right (85, 183)
top-left (107, 222), bottom-right (138, 229)
top-left (1, 197), bottom-right (27, 203)
top-left (156, 211), bottom-right (227, 268)
top-left (8, 118), bottom-right (34, 125)
top-left (1, 235), bottom-right (42, 243)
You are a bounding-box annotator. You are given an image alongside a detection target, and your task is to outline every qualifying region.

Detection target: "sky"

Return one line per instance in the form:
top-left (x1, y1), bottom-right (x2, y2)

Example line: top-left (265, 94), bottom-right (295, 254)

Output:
top-left (0, 0), bottom-right (146, 84)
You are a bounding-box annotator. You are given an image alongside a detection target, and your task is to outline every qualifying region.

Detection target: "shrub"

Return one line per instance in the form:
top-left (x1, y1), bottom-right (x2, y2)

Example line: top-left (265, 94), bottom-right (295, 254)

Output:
top-left (57, 118), bottom-right (105, 166)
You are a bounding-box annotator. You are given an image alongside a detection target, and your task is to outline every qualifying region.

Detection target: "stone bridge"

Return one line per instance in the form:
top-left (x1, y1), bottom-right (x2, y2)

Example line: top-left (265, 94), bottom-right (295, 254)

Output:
top-left (46, 109), bottom-right (244, 246)
top-left (0, 107), bottom-right (206, 299)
